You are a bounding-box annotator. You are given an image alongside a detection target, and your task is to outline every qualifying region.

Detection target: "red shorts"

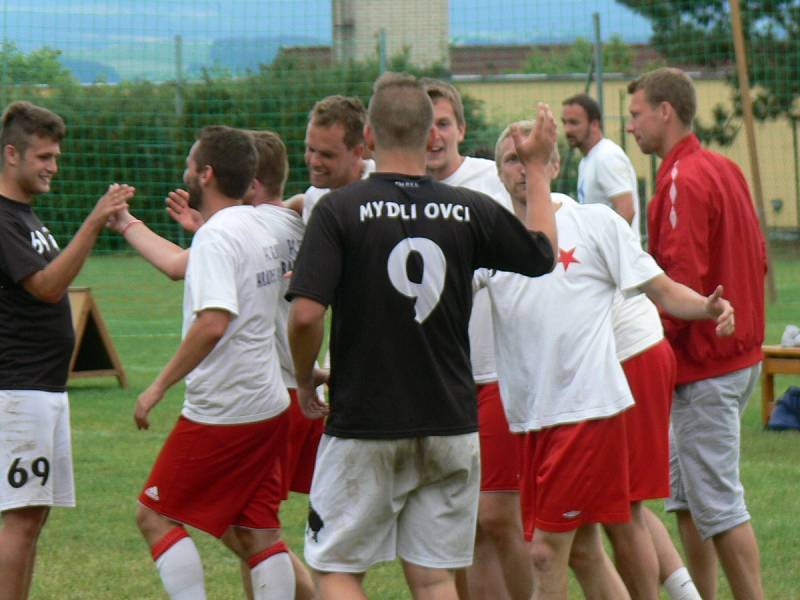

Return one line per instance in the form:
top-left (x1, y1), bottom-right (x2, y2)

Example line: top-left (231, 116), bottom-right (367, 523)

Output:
top-left (622, 339), bottom-right (676, 501)
top-left (282, 388), bottom-right (324, 497)
top-left (477, 383), bottom-right (523, 492)
top-left (139, 412), bottom-right (289, 538)
top-left (520, 413), bottom-right (630, 539)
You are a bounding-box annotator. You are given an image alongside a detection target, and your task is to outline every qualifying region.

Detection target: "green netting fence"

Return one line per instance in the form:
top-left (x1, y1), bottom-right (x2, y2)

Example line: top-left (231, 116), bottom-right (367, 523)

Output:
top-left (2, 0), bottom-right (797, 253)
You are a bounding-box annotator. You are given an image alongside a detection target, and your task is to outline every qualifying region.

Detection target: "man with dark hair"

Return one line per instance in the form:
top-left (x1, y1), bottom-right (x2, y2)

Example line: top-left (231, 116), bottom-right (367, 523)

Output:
top-left (422, 77), bottom-right (531, 600)
top-left (0, 100), bottom-right (133, 599)
top-left (132, 125), bottom-right (297, 600)
top-left (561, 93), bottom-right (639, 232)
top-left (628, 67), bottom-right (766, 600)
top-left (288, 71), bottom-right (558, 600)
top-left (294, 95), bottom-right (375, 223)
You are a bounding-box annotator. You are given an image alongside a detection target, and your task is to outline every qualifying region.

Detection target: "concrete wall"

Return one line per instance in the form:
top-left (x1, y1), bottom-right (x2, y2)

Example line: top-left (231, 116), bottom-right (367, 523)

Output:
top-left (332, 0), bottom-right (449, 68)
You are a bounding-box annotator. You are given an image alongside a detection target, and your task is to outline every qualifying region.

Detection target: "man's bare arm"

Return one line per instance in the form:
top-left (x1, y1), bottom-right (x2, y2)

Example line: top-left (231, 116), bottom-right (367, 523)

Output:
top-left (610, 192), bottom-right (635, 225)
top-left (283, 194), bottom-right (305, 217)
top-left (641, 275), bottom-right (734, 336)
top-left (23, 184), bottom-right (134, 303)
top-left (134, 308), bottom-right (230, 429)
top-left (108, 208), bottom-right (188, 280)
top-left (288, 297), bottom-right (329, 419)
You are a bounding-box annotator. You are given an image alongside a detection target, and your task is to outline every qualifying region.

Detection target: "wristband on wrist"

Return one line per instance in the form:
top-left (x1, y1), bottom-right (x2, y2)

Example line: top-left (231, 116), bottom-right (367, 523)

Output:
top-left (121, 219), bottom-right (143, 235)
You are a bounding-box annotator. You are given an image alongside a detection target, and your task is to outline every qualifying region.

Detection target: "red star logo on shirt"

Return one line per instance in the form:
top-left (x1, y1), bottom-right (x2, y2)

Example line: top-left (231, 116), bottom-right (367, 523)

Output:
top-left (558, 247), bottom-right (580, 271)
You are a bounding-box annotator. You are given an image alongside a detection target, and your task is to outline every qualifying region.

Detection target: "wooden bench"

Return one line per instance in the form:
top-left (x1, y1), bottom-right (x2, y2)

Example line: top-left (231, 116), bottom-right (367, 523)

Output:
top-left (761, 345), bottom-right (800, 426)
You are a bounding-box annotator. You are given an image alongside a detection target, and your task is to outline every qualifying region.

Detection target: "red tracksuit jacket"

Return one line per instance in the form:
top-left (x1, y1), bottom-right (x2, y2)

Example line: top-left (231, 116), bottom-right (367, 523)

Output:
top-left (648, 134), bottom-right (766, 385)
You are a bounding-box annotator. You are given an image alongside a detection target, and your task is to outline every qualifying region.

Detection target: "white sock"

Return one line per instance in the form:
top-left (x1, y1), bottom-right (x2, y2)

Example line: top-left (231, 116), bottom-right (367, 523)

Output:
top-left (155, 537), bottom-right (206, 600)
top-left (664, 567), bottom-right (702, 600)
top-left (249, 542), bottom-right (296, 600)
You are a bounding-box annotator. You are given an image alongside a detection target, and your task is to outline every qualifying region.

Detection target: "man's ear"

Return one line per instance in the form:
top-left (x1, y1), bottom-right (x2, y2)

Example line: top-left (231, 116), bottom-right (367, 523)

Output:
top-left (199, 164), bottom-right (213, 186)
top-left (4, 144), bottom-right (20, 168)
top-left (362, 124), bottom-right (375, 153)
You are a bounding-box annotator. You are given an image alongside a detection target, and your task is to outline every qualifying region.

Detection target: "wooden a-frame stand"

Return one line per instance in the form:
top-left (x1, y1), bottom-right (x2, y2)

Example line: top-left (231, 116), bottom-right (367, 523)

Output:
top-left (67, 287), bottom-right (127, 388)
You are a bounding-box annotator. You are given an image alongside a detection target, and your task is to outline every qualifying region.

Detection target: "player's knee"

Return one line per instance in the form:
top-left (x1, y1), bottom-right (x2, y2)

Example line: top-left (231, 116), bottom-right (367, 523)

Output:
top-left (567, 538), bottom-right (593, 573)
top-left (1, 507), bottom-right (49, 542)
top-left (477, 497), bottom-right (519, 538)
top-left (530, 539), bottom-right (559, 574)
top-left (134, 503), bottom-right (165, 537)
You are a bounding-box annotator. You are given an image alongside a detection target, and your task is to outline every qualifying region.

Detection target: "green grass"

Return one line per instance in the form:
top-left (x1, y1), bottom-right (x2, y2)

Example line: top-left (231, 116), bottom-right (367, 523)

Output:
top-left (25, 243), bottom-right (800, 598)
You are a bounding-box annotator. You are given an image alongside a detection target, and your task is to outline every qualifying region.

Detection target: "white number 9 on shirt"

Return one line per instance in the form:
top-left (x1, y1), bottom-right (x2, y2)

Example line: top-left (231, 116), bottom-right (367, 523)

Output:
top-left (387, 237), bottom-right (446, 323)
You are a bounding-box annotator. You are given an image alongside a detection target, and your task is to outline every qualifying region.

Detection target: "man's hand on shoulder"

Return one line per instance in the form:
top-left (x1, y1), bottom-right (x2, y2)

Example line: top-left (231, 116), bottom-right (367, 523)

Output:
top-left (284, 194), bottom-right (305, 217)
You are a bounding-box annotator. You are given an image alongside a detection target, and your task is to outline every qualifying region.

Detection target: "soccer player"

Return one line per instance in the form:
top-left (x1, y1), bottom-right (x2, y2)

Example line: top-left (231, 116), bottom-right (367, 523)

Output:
top-left (286, 95), bottom-right (375, 223)
top-left (628, 67), bottom-right (766, 600)
top-left (422, 77), bottom-right (530, 600)
top-left (110, 130), bottom-right (317, 600)
top-left (0, 101), bottom-right (133, 599)
top-left (132, 126), bottom-right (295, 600)
top-left (561, 93), bottom-right (639, 232)
top-left (561, 94), bottom-right (700, 599)
top-left (287, 71), bottom-right (558, 600)
top-left (487, 119), bottom-right (735, 600)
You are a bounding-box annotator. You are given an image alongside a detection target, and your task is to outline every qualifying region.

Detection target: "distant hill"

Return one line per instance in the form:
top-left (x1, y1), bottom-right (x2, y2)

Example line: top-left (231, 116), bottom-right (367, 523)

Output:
top-left (210, 35), bottom-right (322, 74)
top-left (59, 35), bottom-right (324, 82)
top-left (60, 58), bottom-right (121, 84)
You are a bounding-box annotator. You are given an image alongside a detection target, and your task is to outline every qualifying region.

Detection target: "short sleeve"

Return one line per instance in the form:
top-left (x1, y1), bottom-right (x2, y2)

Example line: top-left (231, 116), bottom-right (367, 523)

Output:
top-left (598, 151), bottom-right (635, 199)
top-left (0, 216), bottom-right (50, 283)
top-left (472, 268), bottom-right (490, 293)
top-left (596, 208), bottom-right (661, 292)
top-left (287, 197), bottom-right (343, 306)
top-left (188, 230), bottom-right (239, 316)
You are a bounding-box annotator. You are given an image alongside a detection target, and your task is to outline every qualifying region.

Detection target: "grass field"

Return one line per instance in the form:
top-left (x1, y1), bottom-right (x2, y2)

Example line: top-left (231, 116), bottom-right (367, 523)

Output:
top-left (26, 242), bottom-right (800, 599)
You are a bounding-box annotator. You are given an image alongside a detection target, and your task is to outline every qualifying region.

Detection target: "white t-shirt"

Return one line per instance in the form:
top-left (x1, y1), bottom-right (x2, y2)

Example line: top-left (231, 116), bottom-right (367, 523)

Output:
top-left (256, 203), bottom-right (305, 388)
top-left (611, 292), bottom-right (664, 362)
top-left (475, 195), bottom-right (663, 431)
top-left (302, 159), bottom-right (376, 224)
top-left (182, 205), bottom-right (289, 425)
top-left (578, 138), bottom-right (641, 242)
top-left (441, 156), bottom-right (513, 384)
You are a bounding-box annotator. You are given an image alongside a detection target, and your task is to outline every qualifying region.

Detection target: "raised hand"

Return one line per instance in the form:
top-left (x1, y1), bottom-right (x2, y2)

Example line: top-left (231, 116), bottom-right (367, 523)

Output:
top-left (510, 103), bottom-right (558, 167)
top-left (705, 284), bottom-right (735, 336)
top-left (90, 183), bottom-right (135, 228)
top-left (166, 189), bottom-right (203, 234)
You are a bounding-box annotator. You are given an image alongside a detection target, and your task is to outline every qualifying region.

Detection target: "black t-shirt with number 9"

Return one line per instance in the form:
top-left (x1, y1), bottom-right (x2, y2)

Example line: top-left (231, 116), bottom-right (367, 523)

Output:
top-left (0, 195), bottom-right (74, 392)
top-left (287, 173), bottom-right (553, 439)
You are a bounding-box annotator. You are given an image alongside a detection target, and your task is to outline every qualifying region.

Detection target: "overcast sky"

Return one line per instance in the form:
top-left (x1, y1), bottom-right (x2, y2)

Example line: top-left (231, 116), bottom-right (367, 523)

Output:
top-left (1, 0), bottom-right (652, 52)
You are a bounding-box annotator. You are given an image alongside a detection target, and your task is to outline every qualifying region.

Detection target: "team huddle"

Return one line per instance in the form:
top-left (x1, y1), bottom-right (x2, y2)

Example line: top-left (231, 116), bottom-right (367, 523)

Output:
top-left (0, 67), bottom-right (766, 600)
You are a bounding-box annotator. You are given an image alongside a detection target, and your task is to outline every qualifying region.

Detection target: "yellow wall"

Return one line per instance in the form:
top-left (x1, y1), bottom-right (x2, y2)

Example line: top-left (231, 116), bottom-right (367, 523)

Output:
top-left (459, 78), bottom-right (798, 229)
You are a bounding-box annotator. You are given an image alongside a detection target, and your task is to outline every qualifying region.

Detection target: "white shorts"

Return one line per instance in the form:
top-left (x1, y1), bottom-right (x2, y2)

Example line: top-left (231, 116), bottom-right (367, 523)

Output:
top-left (304, 433), bottom-right (480, 573)
top-left (0, 390), bottom-right (75, 511)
